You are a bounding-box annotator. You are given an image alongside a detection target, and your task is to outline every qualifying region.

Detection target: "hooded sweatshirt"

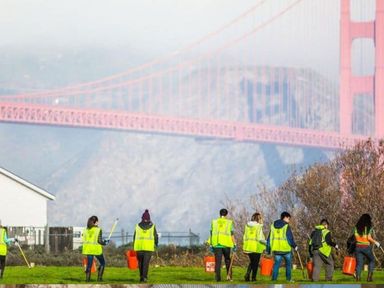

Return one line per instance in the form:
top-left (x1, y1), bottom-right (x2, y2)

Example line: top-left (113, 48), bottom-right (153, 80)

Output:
top-left (266, 219), bottom-right (297, 254)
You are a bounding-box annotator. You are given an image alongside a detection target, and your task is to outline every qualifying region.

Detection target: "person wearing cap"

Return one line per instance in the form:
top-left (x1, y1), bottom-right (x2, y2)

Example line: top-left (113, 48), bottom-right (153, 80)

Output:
top-left (0, 224), bottom-right (17, 279)
top-left (209, 208), bottom-right (236, 282)
top-left (133, 209), bottom-right (159, 283)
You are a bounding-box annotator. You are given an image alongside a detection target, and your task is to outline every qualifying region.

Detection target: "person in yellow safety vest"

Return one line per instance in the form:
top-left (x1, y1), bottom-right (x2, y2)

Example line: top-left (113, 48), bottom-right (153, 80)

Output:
top-left (0, 224), bottom-right (17, 279)
top-left (308, 219), bottom-right (339, 281)
top-left (209, 208), bottom-right (236, 282)
top-left (82, 215), bottom-right (110, 282)
top-left (266, 211), bottom-right (297, 282)
top-left (133, 209), bottom-right (158, 283)
top-left (353, 213), bottom-right (380, 282)
top-left (242, 212), bottom-right (266, 282)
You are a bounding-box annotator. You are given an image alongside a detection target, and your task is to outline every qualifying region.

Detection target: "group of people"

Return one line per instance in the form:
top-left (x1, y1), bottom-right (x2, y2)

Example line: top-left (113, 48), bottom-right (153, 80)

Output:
top-left (209, 209), bottom-right (381, 283)
top-left (0, 210), bottom-right (381, 283)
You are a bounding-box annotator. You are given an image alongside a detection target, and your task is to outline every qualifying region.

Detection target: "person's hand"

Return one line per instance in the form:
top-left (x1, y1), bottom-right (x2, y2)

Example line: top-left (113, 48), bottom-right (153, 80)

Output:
top-left (104, 239), bottom-right (110, 245)
top-left (233, 245), bottom-right (237, 252)
top-left (335, 244), bottom-right (339, 250)
top-left (14, 238), bottom-right (19, 243)
top-left (375, 241), bottom-right (380, 248)
top-left (209, 246), bottom-right (214, 253)
top-left (294, 246), bottom-right (299, 252)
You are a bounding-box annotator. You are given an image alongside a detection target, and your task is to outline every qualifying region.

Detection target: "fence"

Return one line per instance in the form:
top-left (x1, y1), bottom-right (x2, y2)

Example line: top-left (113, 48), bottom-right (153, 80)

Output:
top-left (5, 226), bottom-right (200, 253)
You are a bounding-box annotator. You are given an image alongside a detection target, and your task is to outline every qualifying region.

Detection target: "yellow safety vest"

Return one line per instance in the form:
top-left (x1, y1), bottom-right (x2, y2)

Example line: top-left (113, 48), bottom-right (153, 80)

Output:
top-left (243, 223), bottom-right (266, 253)
top-left (210, 218), bottom-right (234, 248)
top-left (0, 228), bottom-right (7, 256)
top-left (82, 227), bottom-right (102, 256)
top-left (270, 224), bottom-right (291, 253)
top-left (309, 225), bottom-right (332, 257)
top-left (134, 224), bottom-right (155, 252)
top-left (354, 227), bottom-right (371, 246)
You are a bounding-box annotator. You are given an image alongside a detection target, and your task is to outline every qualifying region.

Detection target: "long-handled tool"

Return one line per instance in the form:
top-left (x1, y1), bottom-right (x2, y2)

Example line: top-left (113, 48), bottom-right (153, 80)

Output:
top-left (379, 246), bottom-right (384, 255)
top-left (226, 252), bottom-right (236, 280)
top-left (16, 241), bottom-right (31, 269)
top-left (296, 249), bottom-right (306, 279)
top-left (107, 218), bottom-right (119, 241)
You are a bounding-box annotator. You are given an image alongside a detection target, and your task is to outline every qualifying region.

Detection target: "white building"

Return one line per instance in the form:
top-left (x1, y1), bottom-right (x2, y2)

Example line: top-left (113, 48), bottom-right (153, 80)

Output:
top-left (0, 167), bottom-right (55, 227)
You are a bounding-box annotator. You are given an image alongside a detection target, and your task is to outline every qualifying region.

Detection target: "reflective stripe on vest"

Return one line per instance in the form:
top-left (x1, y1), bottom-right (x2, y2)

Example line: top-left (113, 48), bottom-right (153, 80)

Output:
top-left (243, 224), bottom-right (265, 253)
top-left (270, 224), bottom-right (291, 252)
top-left (211, 218), bottom-right (234, 248)
top-left (0, 228), bottom-right (7, 256)
top-left (354, 227), bottom-right (370, 245)
top-left (319, 228), bottom-right (332, 257)
top-left (134, 224), bottom-right (155, 252)
top-left (82, 227), bottom-right (102, 255)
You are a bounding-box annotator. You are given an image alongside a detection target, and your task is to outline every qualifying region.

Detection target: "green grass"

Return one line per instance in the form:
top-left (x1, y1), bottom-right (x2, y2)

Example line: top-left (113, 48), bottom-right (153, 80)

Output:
top-left (0, 266), bottom-right (383, 284)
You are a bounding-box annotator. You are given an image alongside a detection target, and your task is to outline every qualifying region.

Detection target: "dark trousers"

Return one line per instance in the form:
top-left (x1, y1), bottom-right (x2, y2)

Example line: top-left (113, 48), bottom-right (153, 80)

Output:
top-left (136, 251), bottom-right (152, 281)
top-left (356, 246), bottom-right (375, 276)
top-left (246, 253), bottom-right (261, 280)
top-left (0, 255), bottom-right (6, 278)
top-left (213, 247), bottom-right (231, 281)
top-left (312, 250), bottom-right (334, 281)
top-left (86, 254), bottom-right (105, 273)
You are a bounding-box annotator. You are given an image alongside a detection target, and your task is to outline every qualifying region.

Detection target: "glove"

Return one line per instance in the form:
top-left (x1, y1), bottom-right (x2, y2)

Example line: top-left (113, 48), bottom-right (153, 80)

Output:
top-left (233, 245), bottom-right (237, 252)
top-left (335, 244), bottom-right (339, 250)
top-left (375, 241), bottom-right (380, 248)
top-left (294, 246), bottom-right (299, 251)
top-left (14, 238), bottom-right (19, 243)
top-left (104, 239), bottom-right (110, 245)
top-left (209, 246), bottom-right (214, 253)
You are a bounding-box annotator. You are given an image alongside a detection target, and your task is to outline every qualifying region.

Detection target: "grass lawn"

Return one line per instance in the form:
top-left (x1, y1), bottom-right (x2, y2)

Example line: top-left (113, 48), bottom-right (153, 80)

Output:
top-left (1, 266), bottom-right (384, 284)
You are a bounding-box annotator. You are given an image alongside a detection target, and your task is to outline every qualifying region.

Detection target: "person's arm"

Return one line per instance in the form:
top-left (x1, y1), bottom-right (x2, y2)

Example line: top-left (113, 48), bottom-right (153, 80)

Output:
top-left (286, 225), bottom-right (297, 248)
top-left (98, 229), bottom-right (107, 245)
top-left (367, 229), bottom-right (379, 246)
top-left (266, 231), bottom-right (271, 254)
top-left (154, 225), bottom-right (159, 247)
top-left (230, 221), bottom-right (236, 246)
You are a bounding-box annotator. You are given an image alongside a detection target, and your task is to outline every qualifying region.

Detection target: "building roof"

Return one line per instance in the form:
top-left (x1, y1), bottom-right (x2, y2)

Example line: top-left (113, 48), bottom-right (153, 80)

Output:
top-left (0, 167), bottom-right (55, 200)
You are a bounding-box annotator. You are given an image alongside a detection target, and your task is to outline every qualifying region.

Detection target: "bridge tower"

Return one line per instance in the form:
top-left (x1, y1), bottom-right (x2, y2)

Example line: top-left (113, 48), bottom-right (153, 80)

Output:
top-left (340, 0), bottom-right (384, 138)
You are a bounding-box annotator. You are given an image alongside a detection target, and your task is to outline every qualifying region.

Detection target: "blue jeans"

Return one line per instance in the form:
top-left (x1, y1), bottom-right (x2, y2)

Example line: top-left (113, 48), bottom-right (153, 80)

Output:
top-left (355, 246), bottom-right (374, 276)
top-left (272, 252), bottom-right (292, 281)
top-left (86, 254), bottom-right (105, 273)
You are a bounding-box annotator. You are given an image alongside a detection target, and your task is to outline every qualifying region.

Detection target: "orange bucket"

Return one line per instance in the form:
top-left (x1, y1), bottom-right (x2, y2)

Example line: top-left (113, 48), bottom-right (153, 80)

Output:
top-left (260, 257), bottom-right (274, 276)
top-left (342, 256), bottom-right (356, 275)
top-left (125, 250), bottom-right (138, 270)
top-left (204, 256), bottom-right (215, 273)
top-left (82, 257), bottom-right (97, 273)
top-left (306, 261), bottom-right (313, 279)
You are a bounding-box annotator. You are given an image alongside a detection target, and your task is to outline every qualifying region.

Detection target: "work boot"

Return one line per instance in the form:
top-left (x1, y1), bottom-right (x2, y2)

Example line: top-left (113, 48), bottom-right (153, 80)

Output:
top-left (85, 271), bottom-right (91, 282)
top-left (367, 272), bottom-right (373, 282)
top-left (97, 266), bottom-right (105, 281)
top-left (244, 266), bottom-right (251, 281)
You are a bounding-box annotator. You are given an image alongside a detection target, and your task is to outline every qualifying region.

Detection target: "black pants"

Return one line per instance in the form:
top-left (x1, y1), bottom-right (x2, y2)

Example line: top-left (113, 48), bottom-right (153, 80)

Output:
top-left (246, 253), bottom-right (261, 280)
top-left (0, 255), bottom-right (6, 278)
top-left (136, 251), bottom-right (152, 281)
top-left (213, 247), bottom-right (231, 281)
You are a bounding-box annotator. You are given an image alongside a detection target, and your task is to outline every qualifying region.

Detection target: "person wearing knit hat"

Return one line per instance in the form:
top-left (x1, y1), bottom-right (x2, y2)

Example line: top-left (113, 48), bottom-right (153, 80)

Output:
top-left (133, 209), bottom-right (158, 283)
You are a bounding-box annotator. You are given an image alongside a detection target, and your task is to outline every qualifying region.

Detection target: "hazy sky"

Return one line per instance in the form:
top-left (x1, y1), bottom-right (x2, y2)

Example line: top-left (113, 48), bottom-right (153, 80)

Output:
top-left (0, 0), bottom-right (376, 80)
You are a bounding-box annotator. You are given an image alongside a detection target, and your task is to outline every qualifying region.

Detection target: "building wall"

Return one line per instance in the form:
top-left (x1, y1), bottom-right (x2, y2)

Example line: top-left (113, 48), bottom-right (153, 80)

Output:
top-left (0, 174), bottom-right (48, 227)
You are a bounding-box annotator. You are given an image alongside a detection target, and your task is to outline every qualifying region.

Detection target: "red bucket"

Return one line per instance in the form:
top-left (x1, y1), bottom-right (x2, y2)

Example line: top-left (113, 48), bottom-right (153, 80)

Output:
top-left (204, 256), bottom-right (215, 273)
top-left (125, 250), bottom-right (138, 270)
top-left (82, 257), bottom-right (96, 273)
top-left (306, 261), bottom-right (313, 279)
top-left (342, 256), bottom-right (356, 275)
top-left (260, 257), bottom-right (274, 276)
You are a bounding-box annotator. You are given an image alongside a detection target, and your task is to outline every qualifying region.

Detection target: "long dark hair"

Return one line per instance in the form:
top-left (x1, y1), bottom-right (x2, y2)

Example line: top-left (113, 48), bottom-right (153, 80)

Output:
top-left (355, 213), bottom-right (372, 235)
top-left (87, 216), bottom-right (99, 229)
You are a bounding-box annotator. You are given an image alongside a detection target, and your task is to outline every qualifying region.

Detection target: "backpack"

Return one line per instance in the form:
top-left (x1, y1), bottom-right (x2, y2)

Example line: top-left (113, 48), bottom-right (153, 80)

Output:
top-left (310, 229), bottom-right (323, 250)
